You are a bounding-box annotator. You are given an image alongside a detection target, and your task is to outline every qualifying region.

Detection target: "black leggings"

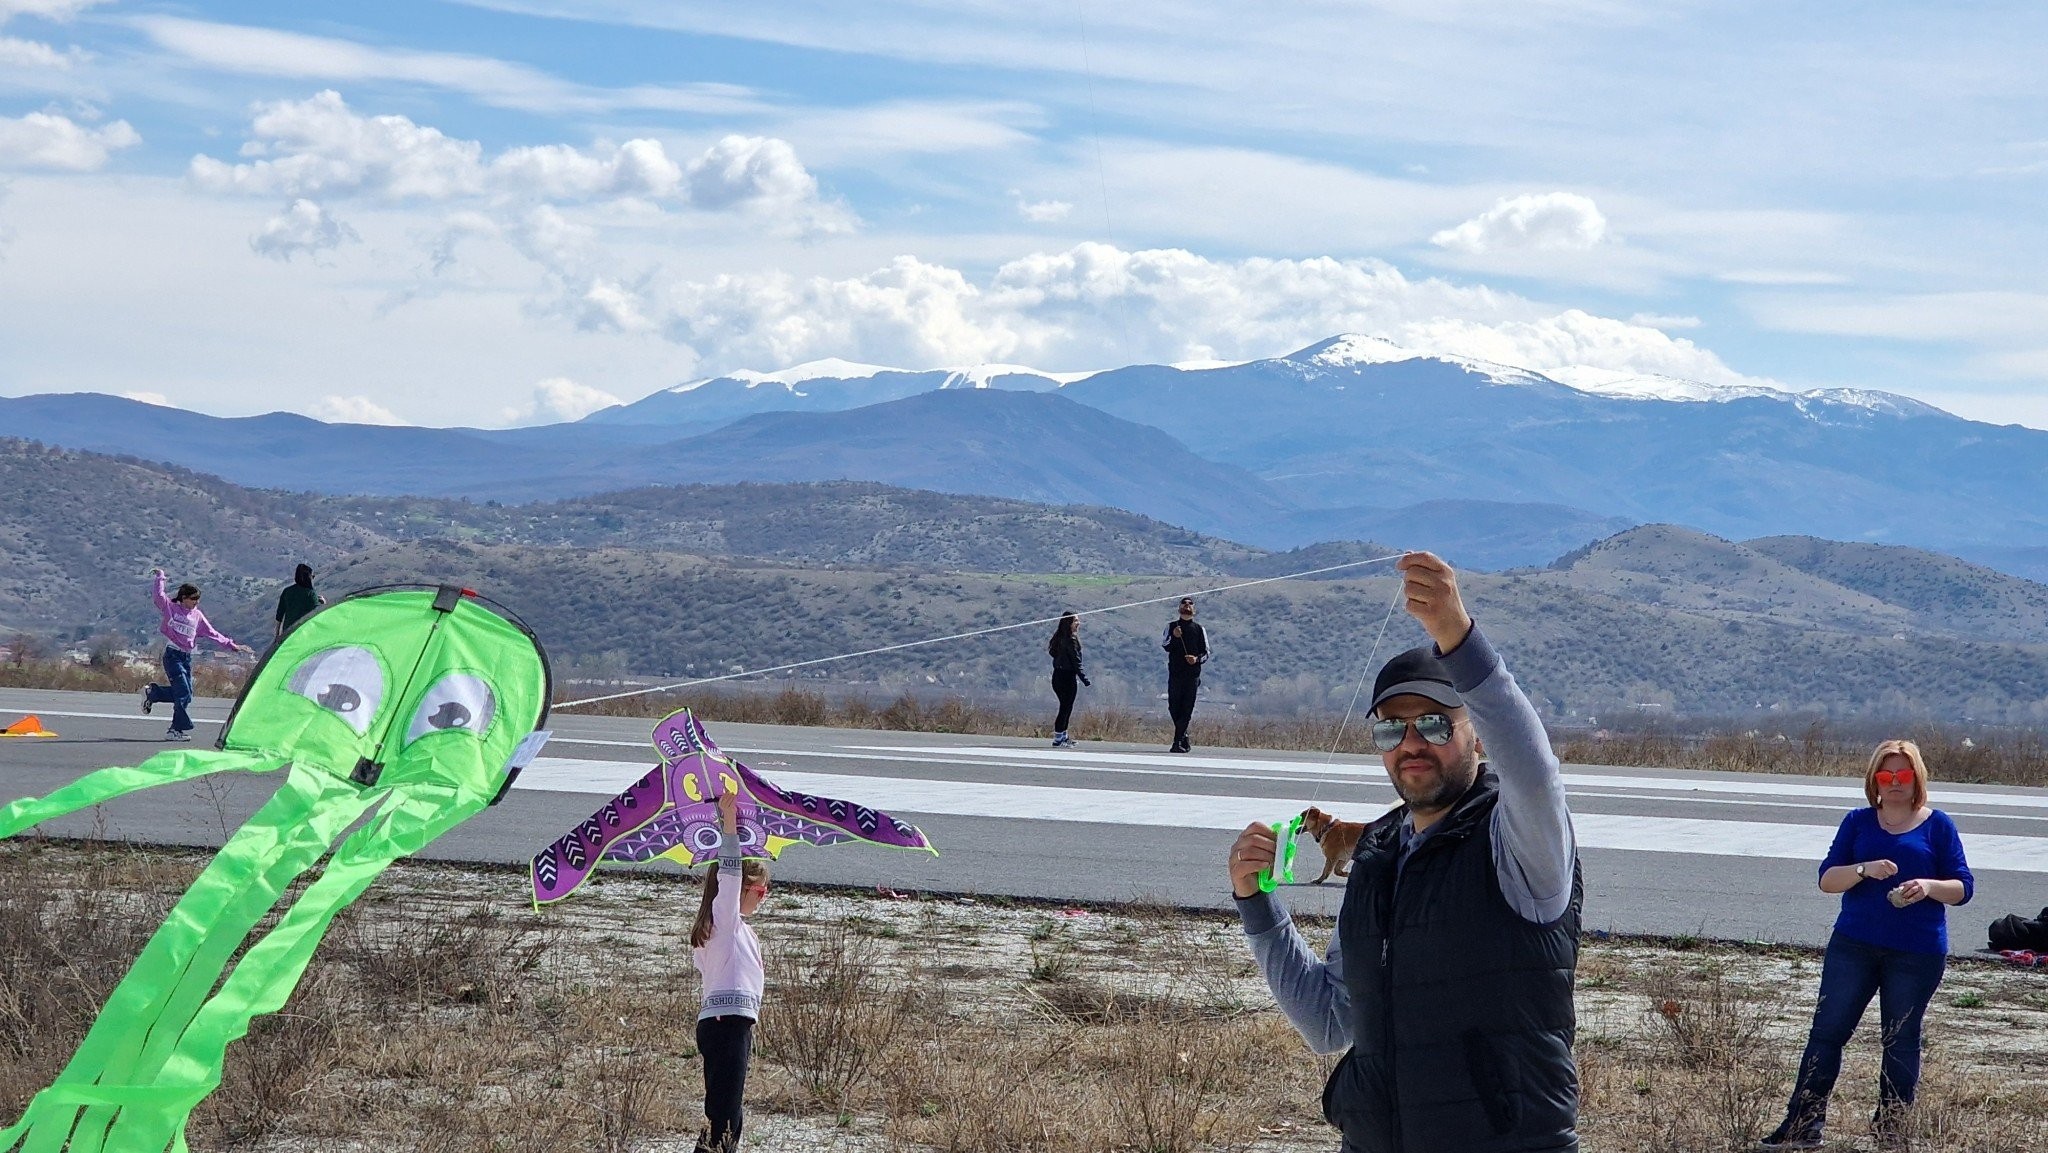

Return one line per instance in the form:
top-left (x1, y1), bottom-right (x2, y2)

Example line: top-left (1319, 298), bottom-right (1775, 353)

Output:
top-left (696, 1014), bottom-right (754, 1152)
top-left (1052, 670), bottom-right (1079, 731)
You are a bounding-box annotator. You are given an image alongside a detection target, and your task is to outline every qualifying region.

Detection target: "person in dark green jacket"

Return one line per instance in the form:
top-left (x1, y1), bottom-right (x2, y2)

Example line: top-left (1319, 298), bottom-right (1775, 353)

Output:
top-left (273, 564), bottom-right (325, 642)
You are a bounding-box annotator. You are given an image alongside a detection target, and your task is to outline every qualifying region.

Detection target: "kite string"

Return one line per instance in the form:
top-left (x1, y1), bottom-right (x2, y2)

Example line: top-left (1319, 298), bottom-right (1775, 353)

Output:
top-left (552, 552), bottom-right (1406, 709)
top-left (1325, 577), bottom-right (1410, 766)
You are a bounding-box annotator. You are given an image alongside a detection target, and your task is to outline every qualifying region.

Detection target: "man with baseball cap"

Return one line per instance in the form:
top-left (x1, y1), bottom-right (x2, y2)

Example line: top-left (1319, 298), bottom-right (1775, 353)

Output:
top-left (1226, 551), bottom-right (1581, 1153)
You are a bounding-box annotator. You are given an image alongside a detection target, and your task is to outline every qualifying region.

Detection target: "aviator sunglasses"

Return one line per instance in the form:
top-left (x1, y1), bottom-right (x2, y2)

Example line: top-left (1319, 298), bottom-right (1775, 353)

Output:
top-left (1370, 713), bottom-right (1456, 752)
top-left (1873, 768), bottom-right (1915, 788)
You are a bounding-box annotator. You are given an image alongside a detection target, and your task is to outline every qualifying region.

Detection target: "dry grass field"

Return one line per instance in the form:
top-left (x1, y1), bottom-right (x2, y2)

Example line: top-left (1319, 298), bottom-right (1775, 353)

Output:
top-left (3, 841), bottom-right (2045, 1153)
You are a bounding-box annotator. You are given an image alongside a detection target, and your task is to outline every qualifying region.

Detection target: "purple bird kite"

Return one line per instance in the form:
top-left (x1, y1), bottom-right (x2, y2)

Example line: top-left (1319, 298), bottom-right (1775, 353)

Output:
top-left (529, 708), bottom-right (936, 904)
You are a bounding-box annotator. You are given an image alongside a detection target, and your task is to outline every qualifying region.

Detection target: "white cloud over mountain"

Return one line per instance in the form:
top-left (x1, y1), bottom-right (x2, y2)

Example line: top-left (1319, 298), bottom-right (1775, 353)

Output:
top-left (0, 111), bottom-right (138, 170)
top-left (1432, 192), bottom-right (1608, 254)
top-left (501, 376), bottom-right (623, 425)
top-left (310, 394), bottom-right (408, 425)
top-left (646, 242), bottom-right (1767, 389)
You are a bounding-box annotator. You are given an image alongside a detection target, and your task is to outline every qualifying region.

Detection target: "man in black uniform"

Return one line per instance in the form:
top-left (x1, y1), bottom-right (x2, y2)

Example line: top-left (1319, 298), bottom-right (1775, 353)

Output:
top-left (1161, 596), bottom-right (1209, 752)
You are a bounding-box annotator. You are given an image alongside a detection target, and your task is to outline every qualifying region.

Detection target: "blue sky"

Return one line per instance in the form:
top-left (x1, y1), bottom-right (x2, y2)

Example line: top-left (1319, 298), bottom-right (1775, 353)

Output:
top-left (3, 0), bottom-right (2047, 428)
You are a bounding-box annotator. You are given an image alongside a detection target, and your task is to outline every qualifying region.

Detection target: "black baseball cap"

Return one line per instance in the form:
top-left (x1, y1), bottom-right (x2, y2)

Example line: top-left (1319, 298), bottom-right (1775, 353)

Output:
top-left (1369, 645), bottom-right (1464, 714)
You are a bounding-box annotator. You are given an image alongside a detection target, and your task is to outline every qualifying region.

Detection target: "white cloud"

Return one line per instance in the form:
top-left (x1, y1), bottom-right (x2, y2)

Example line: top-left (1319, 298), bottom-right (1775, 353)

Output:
top-left (0, 1), bottom-right (108, 21)
top-left (1627, 312), bottom-right (1702, 330)
top-left (189, 91), bottom-right (486, 200)
top-left (250, 198), bottom-right (358, 261)
top-left (189, 94), bottom-right (849, 237)
top-left (1013, 193), bottom-right (1073, 223)
top-left (685, 134), bottom-right (855, 235)
top-left (1431, 192), bottom-right (1608, 254)
top-left (1399, 309), bottom-right (1766, 387)
top-left (121, 390), bottom-right (171, 406)
top-left (134, 16), bottom-right (760, 116)
top-left (0, 36), bottom-right (78, 67)
top-left (491, 137), bottom-right (683, 201)
top-left (649, 242), bottom-right (1773, 391)
top-left (0, 111), bottom-right (138, 170)
top-left (310, 394), bottom-right (408, 425)
top-left (500, 376), bottom-right (623, 425)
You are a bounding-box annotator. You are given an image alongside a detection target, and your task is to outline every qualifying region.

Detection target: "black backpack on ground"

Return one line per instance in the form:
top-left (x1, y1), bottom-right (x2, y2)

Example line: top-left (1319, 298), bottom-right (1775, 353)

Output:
top-left (1987, 906), bottom-right (2048, 952)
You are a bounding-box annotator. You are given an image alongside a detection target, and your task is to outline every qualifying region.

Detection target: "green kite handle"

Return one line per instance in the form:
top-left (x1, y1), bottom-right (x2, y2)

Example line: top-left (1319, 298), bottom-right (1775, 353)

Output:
top-left (1257, 813), bottom-right (1304, 893)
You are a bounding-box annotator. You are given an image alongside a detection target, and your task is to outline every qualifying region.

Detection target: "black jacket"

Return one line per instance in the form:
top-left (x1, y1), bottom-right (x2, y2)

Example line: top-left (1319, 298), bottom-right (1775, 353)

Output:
top-left (1326, 770), bottom-right (1583, 1153)
top-left (1163, 618), bottom-right (1209, 678)
top-left (1050, 633), bottom-right (1086, 678)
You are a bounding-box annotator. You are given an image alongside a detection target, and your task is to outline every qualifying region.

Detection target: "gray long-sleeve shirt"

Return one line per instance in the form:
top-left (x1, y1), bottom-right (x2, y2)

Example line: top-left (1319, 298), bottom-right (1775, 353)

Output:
top-left (1233, 622), bottom-right (1577, 1053)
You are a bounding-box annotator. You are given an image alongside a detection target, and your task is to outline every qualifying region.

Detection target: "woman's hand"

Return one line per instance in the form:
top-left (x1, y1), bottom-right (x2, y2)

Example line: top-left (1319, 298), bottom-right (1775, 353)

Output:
top-left (1892, 878), bottom-right (1929, 905)
top-left (716, 790), bottom-right (738, 835)
top-left (1227, 822), bottom-right (1277, 899)
top-left (1862, 858), bottom-right (1898, 880)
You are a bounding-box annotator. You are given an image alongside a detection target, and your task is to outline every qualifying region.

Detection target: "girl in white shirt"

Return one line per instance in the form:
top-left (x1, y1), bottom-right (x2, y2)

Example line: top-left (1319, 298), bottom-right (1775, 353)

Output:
top-left (690, 791), bottom-right (770, 1152)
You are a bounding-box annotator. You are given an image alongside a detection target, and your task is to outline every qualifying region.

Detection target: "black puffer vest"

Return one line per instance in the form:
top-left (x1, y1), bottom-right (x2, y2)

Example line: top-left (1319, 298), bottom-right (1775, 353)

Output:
top-left (1324, 770), bottom-right (1583, 1153)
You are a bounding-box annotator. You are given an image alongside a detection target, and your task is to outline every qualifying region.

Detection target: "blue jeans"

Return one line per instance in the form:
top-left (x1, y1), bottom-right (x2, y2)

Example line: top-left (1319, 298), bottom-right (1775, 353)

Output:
top-left (146, 646), bottom-right (194, 732)
top-left (1780, 930), bottom-right (1947, 1134)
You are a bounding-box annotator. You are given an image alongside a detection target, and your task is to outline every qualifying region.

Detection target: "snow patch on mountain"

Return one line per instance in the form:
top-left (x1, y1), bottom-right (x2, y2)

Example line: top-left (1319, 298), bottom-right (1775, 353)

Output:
top-left (1287, 334), bottom-right (1551, 388)
top-left (671, 357), bottom-right (898, 394)
top-left (941, 364), bottom-right (1099, 388)
top-left (1549, 366), bottom-right (1785, 403)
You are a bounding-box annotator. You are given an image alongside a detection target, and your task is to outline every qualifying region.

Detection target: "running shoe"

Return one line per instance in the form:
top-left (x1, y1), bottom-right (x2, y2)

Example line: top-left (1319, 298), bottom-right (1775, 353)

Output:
top-left (141, 685), bottom-right (155, 714)
top-left (164, 727), bottom-right (191, 742)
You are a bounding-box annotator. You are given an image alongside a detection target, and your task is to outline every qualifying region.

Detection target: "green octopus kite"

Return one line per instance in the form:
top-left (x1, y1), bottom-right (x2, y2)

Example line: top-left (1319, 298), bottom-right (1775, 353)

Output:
top-left (0, 584), bottom-right (551, 1153)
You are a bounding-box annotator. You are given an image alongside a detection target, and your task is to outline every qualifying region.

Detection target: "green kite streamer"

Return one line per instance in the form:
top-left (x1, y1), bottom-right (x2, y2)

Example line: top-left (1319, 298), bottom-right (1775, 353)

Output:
top-left (0, 584), bottom-right (551, 1153)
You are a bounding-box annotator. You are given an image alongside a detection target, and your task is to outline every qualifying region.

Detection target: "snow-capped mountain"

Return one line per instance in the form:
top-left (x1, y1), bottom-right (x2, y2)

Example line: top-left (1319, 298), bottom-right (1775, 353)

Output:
top-left (587, 357), bottom-right (1095, 426)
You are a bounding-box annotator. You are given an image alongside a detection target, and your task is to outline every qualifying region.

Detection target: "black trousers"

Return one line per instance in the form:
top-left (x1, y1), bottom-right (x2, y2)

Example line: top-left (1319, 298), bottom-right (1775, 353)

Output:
top-left (1167, 674), bottom-right (1200, 747)
top-left (1052, 670), bottom-right (1079, 731)
top-left (695, 1014), bottom-right (754, 1152)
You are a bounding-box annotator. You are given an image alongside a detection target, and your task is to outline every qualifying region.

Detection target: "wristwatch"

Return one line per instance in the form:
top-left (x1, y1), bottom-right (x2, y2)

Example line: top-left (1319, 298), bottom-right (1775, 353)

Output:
top-left (1854, 862), bottom-right (1867, 878)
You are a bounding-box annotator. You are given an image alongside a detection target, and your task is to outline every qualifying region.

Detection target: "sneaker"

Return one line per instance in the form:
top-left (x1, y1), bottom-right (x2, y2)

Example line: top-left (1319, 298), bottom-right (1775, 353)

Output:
top-left (1756, 1127), bottom-right (1823, 1150)
top-left (164, 727), bottom-right (191, 742)
top-left (1051, 732), bottom-right (1071, 747)
top-left (141, 685), bottom-right (155, 715)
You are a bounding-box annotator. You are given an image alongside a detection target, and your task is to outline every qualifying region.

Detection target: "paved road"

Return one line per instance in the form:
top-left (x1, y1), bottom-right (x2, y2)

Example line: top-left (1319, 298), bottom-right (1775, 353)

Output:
top-left (5, 687), bottom-right (2044, 953)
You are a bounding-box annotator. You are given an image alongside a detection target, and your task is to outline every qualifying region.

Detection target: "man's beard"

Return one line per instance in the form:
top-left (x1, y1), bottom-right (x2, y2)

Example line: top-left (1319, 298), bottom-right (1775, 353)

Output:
top-left (1392, 749), bottom-right (1479, 815)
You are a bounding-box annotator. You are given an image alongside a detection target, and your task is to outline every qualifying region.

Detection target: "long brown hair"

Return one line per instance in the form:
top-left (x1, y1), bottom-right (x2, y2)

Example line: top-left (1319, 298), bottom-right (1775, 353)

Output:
top-left (1048, 612), bottom-right (1078, 655)
top-left (690, 857), bottom-right (770, 948)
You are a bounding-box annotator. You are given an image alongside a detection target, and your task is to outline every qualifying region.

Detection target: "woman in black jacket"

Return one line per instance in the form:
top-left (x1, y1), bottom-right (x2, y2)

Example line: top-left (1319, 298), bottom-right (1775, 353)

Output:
top-left (1048, 612), bottom-right (1090, 747)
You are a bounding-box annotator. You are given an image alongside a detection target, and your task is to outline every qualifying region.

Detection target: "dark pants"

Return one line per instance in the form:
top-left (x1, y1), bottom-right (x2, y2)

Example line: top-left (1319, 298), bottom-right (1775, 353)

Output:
top-left (1052, 670), bottom-right (1079, 732)
top-left (1167, 674), bottom-right (1200, 748)
top-left (1779, 931), bottom-right (1946, 1135)
top-left (146, 646), bottom-right (195, 732)
top-left (695, 1014), bottom-right (754, 1152)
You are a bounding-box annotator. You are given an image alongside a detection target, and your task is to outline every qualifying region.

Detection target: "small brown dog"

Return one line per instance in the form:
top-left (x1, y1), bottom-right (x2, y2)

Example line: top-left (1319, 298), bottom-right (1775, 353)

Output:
top-left (1299, 806), bottom-right (1367, 884)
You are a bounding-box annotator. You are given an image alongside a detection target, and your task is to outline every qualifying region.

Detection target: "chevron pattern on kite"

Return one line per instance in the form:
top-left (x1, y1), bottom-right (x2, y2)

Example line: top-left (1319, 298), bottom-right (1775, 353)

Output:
top-left (534, 848), bottom-right (561, 892)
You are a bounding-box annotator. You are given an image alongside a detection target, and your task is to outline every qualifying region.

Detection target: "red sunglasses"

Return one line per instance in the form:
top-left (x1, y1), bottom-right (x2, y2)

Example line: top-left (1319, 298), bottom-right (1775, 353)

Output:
top-left (1874, 768), bottom-right (1915, 788)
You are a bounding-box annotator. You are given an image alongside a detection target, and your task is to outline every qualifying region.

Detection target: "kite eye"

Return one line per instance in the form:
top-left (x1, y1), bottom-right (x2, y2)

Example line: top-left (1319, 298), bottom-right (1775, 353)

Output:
top-left (685, 821), bottom-right (723, 855)
top-left (287, 646), bottom-right (386, 735)
top-left (405, 674), bottom-right (496, 745)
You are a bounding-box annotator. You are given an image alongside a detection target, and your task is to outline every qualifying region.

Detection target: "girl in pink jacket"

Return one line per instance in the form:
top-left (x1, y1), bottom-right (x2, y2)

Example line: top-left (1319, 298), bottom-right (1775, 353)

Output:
top-left (688, 791), bottom-right (770, 1152)
top-left (141, 568), bottom-right (250, 740)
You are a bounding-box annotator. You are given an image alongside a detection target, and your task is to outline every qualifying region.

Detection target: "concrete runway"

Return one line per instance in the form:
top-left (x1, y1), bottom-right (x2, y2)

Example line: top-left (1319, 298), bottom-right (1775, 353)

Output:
top-left (5, 686), bottom-right (2044, 953)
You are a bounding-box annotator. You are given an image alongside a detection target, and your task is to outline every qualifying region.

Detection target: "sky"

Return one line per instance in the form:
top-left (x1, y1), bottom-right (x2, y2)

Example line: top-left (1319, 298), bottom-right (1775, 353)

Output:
top-left (2, 0), bottom-right (2047, 429)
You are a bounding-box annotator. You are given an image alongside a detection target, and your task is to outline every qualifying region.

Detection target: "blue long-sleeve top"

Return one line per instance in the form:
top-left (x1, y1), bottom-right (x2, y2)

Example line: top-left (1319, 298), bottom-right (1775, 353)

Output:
top-left (1822, 807), bottom-right (1973, 955)
top-left (1231, 622), bottom-right (1577, 1054)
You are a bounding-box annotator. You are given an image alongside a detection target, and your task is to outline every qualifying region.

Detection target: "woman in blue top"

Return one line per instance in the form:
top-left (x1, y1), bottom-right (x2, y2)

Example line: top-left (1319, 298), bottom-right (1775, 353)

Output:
top-left (1760, 740), bottom-right (1973, 1151)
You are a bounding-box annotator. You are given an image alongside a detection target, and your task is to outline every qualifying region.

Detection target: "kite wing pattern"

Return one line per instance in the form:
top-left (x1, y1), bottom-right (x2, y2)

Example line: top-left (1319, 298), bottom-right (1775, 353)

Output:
top-left (0, 584), bottom-right (551, 1153)
top-left (529, 707), bottom-right (935, 904)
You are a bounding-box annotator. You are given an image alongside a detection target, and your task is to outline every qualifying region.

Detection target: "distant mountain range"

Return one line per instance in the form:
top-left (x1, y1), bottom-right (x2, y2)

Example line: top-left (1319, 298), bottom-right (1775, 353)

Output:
top-left (5, 335), bottom-right (2047, 580)
top-left (9, 438), bottom-right (2048, 722)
